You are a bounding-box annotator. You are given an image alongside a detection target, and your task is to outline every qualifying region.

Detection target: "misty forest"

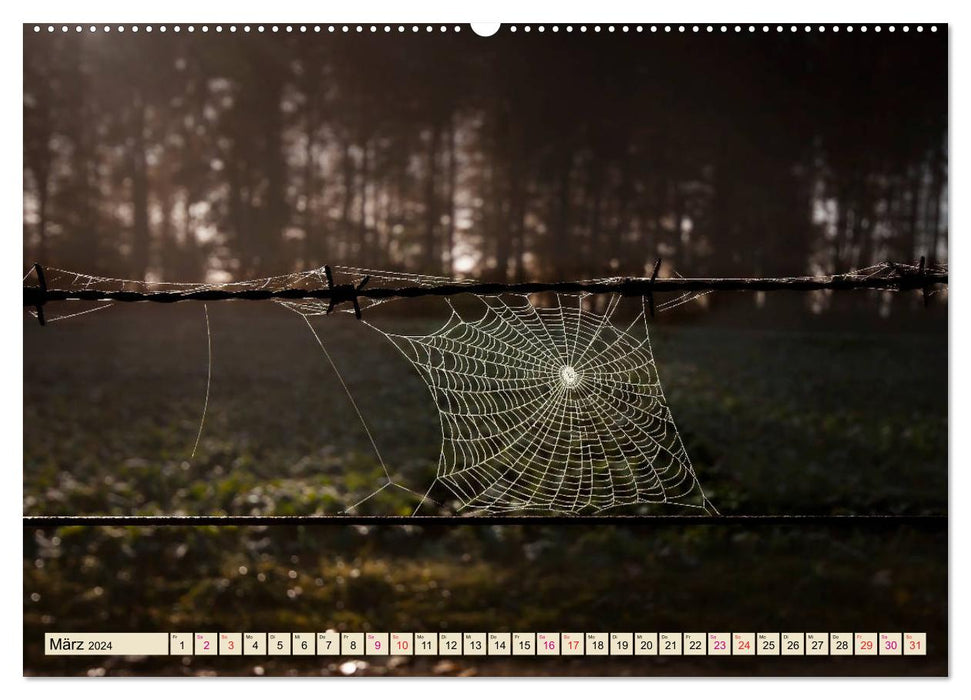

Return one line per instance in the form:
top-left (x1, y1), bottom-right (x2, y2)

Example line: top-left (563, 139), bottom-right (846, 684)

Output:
top-left (23, 27), bottom-right (947, 289)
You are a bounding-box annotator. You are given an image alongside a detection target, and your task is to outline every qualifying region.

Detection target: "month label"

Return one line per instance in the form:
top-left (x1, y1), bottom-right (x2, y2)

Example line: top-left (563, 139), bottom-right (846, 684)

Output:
top-left (45, 633), bottom-right (169, 656)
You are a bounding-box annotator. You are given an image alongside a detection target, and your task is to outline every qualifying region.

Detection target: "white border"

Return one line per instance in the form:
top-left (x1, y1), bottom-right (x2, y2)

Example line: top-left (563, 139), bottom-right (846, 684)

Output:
top-left (4, 1), bottom-right (963, 697)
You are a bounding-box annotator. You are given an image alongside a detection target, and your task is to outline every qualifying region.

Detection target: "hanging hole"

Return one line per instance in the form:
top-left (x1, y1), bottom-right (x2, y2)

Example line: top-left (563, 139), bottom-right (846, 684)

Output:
top-left (471, 23), bottom-right (500, 37)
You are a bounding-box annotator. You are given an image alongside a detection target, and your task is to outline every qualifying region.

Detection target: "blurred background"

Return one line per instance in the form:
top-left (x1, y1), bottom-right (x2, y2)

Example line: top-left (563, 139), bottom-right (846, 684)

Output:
top-left (24, 27), bottom-right (946, 285)
top-left (23, 25), bottom-right (947, 676)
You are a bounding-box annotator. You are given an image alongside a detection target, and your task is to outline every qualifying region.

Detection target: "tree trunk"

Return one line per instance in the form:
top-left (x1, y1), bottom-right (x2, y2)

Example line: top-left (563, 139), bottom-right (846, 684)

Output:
top-left (358, 139), bottom-right (370, 259)
top-left (614, 157), bottom-right (633, 274)
top-left (303, 96), bottom-right (321, 267)
top-left (444, 117), bottom-right (457, 275)
top-left (424, 125), bottom-right (441, 273)
top-left (262, 80), bottom-right (287, 271)
top-left (833, 183), bottom-right (849, 274)
top-left (512, 180), bottom-right (528, 283)
top-left (130, 95), bottom-right (150, 280)
top-left (672, 182), bottom-right (685, 269)
top-left (588, 161), bottom-right (604, 275)
top-left (228, 158), bottom-right (249, 276)
top-left (552, 158), bottom-right (572, 280)
top-left (929, 139), bottom-right (946, 264)
top-left (181, 194), bottom-right (197, 280)
top-left (340, 139), bottom-right (355, 263)
top-left (35, 157), bottom-right (50, 265)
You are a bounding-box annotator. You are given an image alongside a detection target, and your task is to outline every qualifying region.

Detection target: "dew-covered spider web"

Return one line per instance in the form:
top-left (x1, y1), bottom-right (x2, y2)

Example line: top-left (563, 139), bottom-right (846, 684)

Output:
top-left (370, 293), bottom-right (715, 514)
top-left (26, 261), bottom-right (944, 516)
top-left (26, 264), bottom-right (774, 516)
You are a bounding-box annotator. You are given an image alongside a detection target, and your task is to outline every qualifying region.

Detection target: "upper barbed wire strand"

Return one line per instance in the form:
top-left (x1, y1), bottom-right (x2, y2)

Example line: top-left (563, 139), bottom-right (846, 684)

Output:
top-left (22, 260), bottom-right (949, 310)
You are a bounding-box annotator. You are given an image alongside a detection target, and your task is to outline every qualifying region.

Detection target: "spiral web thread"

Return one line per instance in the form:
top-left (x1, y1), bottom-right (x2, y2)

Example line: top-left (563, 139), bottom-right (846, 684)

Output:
top-left (370, 293), bottom-right (715, 515)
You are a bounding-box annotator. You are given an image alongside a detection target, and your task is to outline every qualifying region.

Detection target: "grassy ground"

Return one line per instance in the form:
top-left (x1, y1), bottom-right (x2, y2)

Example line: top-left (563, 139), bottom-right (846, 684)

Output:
top-left (24, 523), bottom-right (947, 676)
top-left (23, 302), bottom-right (947, 675)
top-left (24, 302), bottom-right (947, 517)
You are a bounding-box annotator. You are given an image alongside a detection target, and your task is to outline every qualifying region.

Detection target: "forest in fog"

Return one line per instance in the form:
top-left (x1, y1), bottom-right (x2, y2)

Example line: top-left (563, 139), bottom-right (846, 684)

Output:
top-left (23, 27), bottom-right (947, 284)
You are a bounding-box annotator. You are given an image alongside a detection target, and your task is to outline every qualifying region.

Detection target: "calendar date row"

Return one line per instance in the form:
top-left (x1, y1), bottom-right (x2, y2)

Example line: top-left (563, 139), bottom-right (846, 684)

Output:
top-left (45, 632), bottom-right (926, 657)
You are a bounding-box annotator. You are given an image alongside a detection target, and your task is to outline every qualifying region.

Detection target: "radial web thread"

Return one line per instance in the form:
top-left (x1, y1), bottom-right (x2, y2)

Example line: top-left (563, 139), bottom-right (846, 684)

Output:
top-left (373, 293), bottom-right (716, 515)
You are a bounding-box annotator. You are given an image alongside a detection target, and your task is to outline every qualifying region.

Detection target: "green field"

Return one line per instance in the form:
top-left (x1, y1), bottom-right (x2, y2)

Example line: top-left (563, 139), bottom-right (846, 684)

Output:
top-left (24, 302), bottom-right (947, 517)
top-left (23, 303), bottom-right (947, 675)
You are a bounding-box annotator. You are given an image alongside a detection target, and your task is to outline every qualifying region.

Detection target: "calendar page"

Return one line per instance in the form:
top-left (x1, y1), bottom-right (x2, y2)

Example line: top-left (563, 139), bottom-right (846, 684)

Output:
top-left (21, 16), bottom-right (947, 680)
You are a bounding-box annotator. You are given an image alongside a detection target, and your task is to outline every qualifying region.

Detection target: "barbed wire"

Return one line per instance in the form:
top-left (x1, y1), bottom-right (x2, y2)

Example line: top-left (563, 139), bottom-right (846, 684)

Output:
top-left (23, 258), bottom-right (947, 326)
top-left (21, 514), bottom-right (947, 527)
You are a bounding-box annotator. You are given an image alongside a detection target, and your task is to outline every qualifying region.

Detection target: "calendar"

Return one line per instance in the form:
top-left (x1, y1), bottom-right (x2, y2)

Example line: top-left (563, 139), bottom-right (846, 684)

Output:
top-left (45, 632), bottom-right (927, 657)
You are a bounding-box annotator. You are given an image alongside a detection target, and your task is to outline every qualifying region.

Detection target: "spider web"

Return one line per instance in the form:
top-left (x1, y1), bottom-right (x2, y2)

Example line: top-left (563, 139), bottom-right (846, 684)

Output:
top-left (365, 293), bottom-right (715, 515)
top-left (25, 264), bottom-right (723, 516)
